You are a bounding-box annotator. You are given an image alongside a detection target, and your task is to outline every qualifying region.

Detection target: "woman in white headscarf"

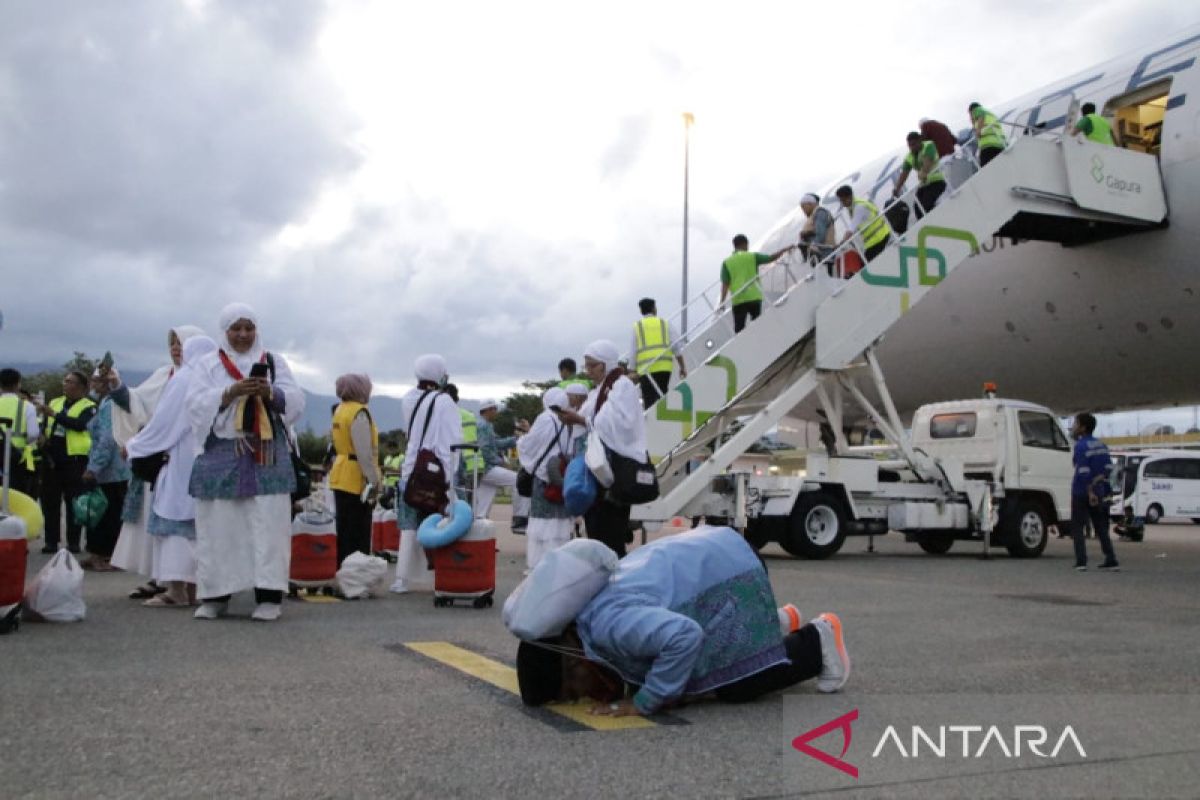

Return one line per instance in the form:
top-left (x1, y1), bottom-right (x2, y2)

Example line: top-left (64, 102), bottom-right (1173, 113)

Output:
top-left (389, 354), bottom-right (463, 594)
top-left (125, 335), bottom-right (218, 607)
top-left (516, 387), bottom-right (579, 570)
top-left (109, 324), bottom-right (206, 596)
top-left (186, 303), bottom-right (306, 622)
top-left (556, 339), bottom-right (648, 558)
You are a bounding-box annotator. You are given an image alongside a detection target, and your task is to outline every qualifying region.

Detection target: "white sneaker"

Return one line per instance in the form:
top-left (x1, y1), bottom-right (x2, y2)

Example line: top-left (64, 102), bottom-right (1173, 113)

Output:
top-left (778, 604), bottom-right (803, 634)
top-left (193, 601), bottom-right (228, 620)
top-left (813, 612), bottom-right (851, 693)
top-left (250, 603), bottom-right (282, 622)
top-left (388, 580), bottom-right (409, 595)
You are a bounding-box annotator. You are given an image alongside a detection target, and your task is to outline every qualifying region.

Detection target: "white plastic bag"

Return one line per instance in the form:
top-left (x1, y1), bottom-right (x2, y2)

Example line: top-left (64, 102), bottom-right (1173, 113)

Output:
top-left (503, 539), bottom-right (618, 640)
top-left (585, 430), bottom-right (614, 488)
top-left (336, 552), bottom-right (389, 599)
top-left (24, 550), bottom-right (86, 622)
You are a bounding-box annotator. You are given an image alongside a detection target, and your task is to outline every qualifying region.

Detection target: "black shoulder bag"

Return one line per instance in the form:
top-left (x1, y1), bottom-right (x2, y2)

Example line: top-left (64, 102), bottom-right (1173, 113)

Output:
top-left (516, 422), bottom-right (564, 498)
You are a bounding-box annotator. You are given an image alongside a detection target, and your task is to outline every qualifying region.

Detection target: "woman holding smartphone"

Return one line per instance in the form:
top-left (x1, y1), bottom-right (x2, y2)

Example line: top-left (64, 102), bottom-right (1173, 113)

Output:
top-left (185, 303), bottom-right (306, 622)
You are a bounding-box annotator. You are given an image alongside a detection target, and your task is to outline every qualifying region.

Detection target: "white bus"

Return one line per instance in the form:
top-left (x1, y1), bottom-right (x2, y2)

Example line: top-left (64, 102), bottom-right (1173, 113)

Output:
top-left (1112, 450), bottom-right (1200, 539)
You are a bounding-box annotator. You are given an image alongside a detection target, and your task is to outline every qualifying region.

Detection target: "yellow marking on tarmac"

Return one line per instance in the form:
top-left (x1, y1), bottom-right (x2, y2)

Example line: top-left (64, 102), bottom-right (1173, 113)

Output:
top-left (406, 641), bottom-right (656, 731)
top-left (299, 594), bottom-right (342, 603)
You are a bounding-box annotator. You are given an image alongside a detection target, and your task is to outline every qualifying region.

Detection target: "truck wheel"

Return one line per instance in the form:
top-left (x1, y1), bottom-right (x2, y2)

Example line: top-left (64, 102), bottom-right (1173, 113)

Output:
top-left (782, 493), bottom-right (847, 560)
top-left (918, 534), bottom-right (955, 555)
top-left (744, 520), bottom-right (772, 552)
top-left (1145, 504), bottom-right (1163, 524)
top-left (1003, 501), bottom-right (1049, 558)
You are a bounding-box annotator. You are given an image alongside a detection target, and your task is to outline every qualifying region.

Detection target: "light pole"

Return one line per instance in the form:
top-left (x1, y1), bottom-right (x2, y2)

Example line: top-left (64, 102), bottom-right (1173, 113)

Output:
top-left (682, 112), bottom-right (694, 337)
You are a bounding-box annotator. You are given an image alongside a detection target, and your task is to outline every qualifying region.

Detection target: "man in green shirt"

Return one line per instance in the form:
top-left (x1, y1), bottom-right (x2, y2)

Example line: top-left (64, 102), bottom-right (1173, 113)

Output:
top-left (893, 132), bottom-right (946, 220)
top-left (556, 358), bottom-right (592, 391)
top-left (719, 234), bottom-right (794, 332)
top-left (1072, 102), bottom-right (1119, 146)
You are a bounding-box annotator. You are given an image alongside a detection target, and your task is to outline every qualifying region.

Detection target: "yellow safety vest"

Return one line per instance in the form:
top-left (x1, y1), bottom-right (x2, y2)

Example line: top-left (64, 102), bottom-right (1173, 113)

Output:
top-left (329, 401), bottom-right (378, 495)
top-left (853, 199), bottom-right (890, 249)
top-left (974, 106), bottom-right (1006, 151)
top-left (47, 396), bottom-right (95, 457)
top-left (0, 395), bottom-right (29, 450)
top-left (460, 408), bottom-right (484, 475)
top-left (382, 453), bottom-right (403, 488)
top-left (633, 316), bottom-right (673, 375)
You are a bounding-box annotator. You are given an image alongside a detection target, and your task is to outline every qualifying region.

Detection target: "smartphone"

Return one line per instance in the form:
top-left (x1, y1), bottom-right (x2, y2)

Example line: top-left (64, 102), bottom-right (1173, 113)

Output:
top-left (249, 362), bottom-right (270, 379)
top-left (549, 405), bottom-right (563, 413)
top-left (99, 351), bottom-right (114, 372)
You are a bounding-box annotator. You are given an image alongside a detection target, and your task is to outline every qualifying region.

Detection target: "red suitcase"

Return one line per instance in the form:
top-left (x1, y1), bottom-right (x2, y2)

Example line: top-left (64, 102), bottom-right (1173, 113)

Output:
top-left (432, 519), bottom-right (495, 608)
top-left (290, 503), bottom-right (338, 594)
top-left (371, 508), bottom-right (400, 558)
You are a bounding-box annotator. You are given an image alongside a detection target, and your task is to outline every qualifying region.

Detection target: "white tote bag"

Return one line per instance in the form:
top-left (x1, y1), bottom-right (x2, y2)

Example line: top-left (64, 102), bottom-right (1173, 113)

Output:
top-left (585, 429), bottom-right (614, 488)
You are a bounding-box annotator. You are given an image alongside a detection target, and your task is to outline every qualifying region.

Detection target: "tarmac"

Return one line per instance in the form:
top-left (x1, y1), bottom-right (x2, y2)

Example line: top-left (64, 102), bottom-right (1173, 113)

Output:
top-left (3, 508), bottom-right (1199, 799)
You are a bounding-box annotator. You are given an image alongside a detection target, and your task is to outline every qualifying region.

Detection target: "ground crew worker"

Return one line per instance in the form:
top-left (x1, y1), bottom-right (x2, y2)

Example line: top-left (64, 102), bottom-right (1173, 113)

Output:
top-left (969, 101), bottom-right (1007, 166)
top-left (628, 298), bottom-right (687, 408)
top-left (557, 358), bottom-right (592, 391)
top-left (445, 384), bottom-right (482, 495)
top-left (894, 131), bottom-right (946, 219)
top-left (0, 368), bottom-right (39, 496)
top-left (836, 185), bottom-right (891, 263)
top-left (33, 370), bottom-right (96, 554)
top-left (382, 446), bottom-right (404, 490)
top-left (1072, 102), bottom-right (1119, 146)
top-left (719, 235), bottom-right (794, 333)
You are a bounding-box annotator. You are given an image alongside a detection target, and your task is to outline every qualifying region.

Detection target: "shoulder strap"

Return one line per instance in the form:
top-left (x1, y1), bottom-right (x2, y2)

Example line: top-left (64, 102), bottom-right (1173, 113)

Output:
top-left (265, 352), bottom-right (276, 383)
top-left (532, 421), bottom-right (564, 474)
top-left (593, 369), bottom-right (622, 415)
top-left (410, 390), bottom-right (442, 451)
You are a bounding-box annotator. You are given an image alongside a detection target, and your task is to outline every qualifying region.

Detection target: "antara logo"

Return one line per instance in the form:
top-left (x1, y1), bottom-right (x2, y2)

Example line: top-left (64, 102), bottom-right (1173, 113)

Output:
top-left (792, 710), bottom-right (1087, 779)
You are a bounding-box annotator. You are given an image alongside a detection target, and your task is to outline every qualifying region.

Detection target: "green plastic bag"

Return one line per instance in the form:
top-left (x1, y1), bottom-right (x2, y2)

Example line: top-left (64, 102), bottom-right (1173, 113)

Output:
top-left (72, 488), bottom-right (108, 529)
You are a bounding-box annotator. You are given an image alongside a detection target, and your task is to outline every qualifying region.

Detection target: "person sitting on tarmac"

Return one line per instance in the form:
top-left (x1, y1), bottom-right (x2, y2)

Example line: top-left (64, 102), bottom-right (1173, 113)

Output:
top-left (515, 526), bottom-right (850, 716)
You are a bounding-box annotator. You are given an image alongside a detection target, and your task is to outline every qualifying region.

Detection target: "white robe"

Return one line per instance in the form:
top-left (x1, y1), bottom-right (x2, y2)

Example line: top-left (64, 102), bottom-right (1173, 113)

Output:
top-left (584, 375), bottom-right (648, 461)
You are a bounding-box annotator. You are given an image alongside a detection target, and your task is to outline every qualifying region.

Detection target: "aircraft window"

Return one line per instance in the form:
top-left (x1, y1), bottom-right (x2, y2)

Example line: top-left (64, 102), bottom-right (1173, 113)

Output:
top-left (1018, 411), bottom-right (1070, 451)
top-left (929, 413), bottom-right (976, 439)
top-left (1103, 78), bottom-right (1172, 156)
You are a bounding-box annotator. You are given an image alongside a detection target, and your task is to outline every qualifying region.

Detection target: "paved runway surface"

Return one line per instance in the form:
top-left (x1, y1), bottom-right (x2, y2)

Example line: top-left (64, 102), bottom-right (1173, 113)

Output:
top-left (4, 511), bottom-right (1199, 799)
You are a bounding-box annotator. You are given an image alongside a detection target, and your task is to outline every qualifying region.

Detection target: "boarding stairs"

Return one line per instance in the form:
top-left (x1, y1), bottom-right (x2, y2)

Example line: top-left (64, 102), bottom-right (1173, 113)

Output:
top-left (631, 132), bottom-right (1168, 524)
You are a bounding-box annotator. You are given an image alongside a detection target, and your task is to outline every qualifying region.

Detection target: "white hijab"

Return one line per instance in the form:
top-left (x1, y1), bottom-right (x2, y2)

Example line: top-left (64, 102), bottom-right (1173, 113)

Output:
top-left (216, 302), bottom-right (265, 375)
top-left (112, 324), bottom-right (206, 446)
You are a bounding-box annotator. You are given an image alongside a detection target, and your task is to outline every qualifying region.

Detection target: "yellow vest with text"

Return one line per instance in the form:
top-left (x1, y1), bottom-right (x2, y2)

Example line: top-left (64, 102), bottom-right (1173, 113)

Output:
top-left (48, 396), bottom-right (95, 457)
top-left (633, 316), bottom-right (673, 375)
top-left (460, 408), bottom-right (484, 475)
top-left (854, 199), bottom-right (890, 250)
top-left (329, 401), bottom-right (378, 495)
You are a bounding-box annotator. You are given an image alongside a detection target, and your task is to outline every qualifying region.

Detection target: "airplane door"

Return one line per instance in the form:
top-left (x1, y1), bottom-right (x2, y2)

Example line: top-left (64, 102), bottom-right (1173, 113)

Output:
top-left (1015, 410), bottom-right (1074, 520)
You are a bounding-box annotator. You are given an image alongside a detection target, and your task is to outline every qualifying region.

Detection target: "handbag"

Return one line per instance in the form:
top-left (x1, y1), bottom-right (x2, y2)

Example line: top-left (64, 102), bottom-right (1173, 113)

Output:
top-left (585, 429), bottom-right (614, 488)
top-left (563, 450), bottom-right (598, 515)
top-left (606, 447), bottom-right (660, 505)
top-left (541, 455), bottom-right (568, 504)
top-left (517, 422), bottom-right (564, 498)
top-left (403, 391), bottom-right (450, 514)
top-left (129, 452), bottom-right (168, 485)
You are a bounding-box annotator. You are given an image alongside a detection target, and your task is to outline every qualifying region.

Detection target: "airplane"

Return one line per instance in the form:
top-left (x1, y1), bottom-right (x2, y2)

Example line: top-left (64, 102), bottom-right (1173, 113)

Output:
top-left (643, 23), bottom-right (1200, 457)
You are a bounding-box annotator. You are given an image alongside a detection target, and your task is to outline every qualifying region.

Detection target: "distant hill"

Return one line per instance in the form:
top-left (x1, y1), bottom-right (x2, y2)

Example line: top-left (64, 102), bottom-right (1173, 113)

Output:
top-left (3, 361), bottom-right (450, 435)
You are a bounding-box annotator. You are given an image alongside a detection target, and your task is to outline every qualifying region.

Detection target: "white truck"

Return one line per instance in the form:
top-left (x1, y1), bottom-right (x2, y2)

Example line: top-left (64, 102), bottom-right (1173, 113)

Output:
top-left (685, 398), bottom-right (1074, 559)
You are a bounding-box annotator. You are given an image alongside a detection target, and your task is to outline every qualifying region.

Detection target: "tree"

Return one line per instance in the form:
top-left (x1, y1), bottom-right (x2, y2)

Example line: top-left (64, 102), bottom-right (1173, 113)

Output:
top-left (295, 428), bottom-right (330, 466)
top-left (21, 352), bottom-right (101, 402)
top-left (497, 391), bottom-right (544, 436)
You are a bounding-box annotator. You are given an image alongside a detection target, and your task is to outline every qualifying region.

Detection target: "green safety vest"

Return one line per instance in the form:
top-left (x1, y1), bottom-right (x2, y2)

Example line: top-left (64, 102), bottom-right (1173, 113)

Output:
top-left (1081, 113), bottom-right (1114, 145)
top-left (974, 106), bottom-right (1006, 150)
top-left (383, 453), bottom-right (403, 487)
top-left (722, 251), bottom-right (763, 305)
top-left (459, 408), bottom-right (484, 475)
top-left (557, 377), bottom-right (592, 390)
top-left (47, 395), bottom-right (95, 457)
top-left (908, 140), bottom-right (944, 185)
top-left (633, 316), bottom-right (673, 375)
top-left (853, 199), bottom-right (890, 250)
top-left (0, 395), bottom-right (29, 450)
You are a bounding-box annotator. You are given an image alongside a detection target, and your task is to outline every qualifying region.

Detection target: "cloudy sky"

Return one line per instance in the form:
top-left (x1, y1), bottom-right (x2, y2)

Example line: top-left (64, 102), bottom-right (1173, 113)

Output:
top-left (1, 0), bottom-right (1196, 416)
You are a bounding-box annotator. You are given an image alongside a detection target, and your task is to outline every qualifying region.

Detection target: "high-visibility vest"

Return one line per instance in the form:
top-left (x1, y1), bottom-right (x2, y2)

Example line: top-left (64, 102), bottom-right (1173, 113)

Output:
top-left (633, 316), bottom-right (673, 375)
top-left (722, 251), bottom-right (764, 305)
top-left (909, 140), bottom-right (944, 185)
top-left (47, 396), bottom-right (95, 457)
top-left (853, 199), bottom-right (890, 250)
top-left (1081, 113), bottom-right (1114, 145)
top-left (382, 453), bottom-right (404, 488)
top-left (0, 395), bottom-right (29, 450)
top-left (329, 401), bottom-right (378, 495)
top-left (459, 408), bottom-right (484, 475)
top-left (557, 377), bottom-right (592, 390)
top-left (974, 106), bottom-right (1006, 150)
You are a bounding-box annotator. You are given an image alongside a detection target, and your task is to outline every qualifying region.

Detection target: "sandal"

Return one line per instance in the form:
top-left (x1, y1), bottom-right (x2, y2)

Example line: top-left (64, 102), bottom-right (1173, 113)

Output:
top-left (142, 594), bottom-right (190, 608)
top-left (129, 583), bottom-right (166, 600)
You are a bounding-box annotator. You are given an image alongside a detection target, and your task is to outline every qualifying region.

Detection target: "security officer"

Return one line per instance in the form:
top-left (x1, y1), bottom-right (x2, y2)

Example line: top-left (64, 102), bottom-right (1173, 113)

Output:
top-left (969, 101), bottom-right (1008, 166)
top-left (1072, 102), bottom-right (1119, 146)
top-left (719, 236), bottom-right (794, 333)
top-left (33, 370), bottom-right (96, 554)
top-left (382, 447), bottom-right (404, 491)
top-left (893, 132), bottom-right (946, 219)
top-left (629, 298), bottom-right (687, 408)
top-left (836, 185), bottom-right (892, 264)
top-left (0, 368), bottom-right (39, 496)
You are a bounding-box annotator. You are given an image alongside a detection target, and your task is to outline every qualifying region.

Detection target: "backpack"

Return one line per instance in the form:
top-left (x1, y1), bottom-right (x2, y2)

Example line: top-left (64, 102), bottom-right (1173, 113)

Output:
top-left (884, 199), bottom-right (910, 236)
top-left (402, 391), bottom-right (450, 514)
